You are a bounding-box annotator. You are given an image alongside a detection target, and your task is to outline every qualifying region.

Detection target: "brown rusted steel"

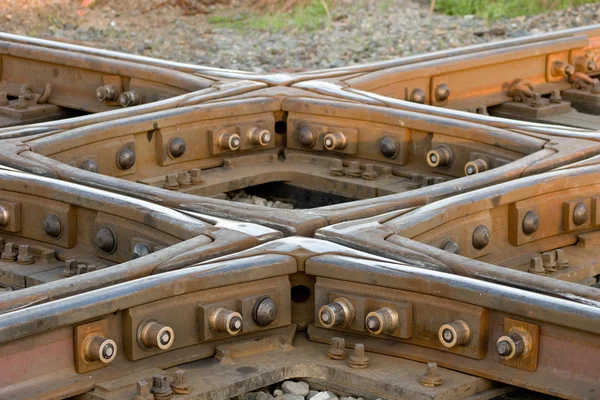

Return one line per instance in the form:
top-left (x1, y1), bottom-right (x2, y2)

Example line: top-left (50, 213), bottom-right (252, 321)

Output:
top-left (2, 24), bottom-right (600, 400)
top-left (0, 238), bottom-right (599, 399)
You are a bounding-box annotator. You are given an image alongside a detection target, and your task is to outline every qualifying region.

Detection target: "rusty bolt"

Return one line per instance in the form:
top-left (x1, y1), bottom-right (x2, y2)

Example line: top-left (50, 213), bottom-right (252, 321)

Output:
top-left (552, 61), bottom-right (575, 78)
top-left (116, 147), bottom-right (136, 170)
top-left (555, 249), bottom-right (569, 269)
top-left (573, 202), bottom-right (588, 226)
top-left (132, 380), bottom-right (154, 400)
top-left (472, 225), bottom-right (490, 250)
top-left (380, 136), bottom-right (398, 159)
top-left (441, 240), bottom-right (460, 254)
top-left (190, 169), bottom-right (204, 185)
top-left (542, 251), bottom-right (557, 273)
top-left (0, 92), bottom-right (8, 106)
top-left (588, 60), bottom-right (597, 72)
top-left (434, 83), bottom-right (450, 102)
top-left (44, 213), bottom-right (63, 239)
top-left (119, 90), bottom-right (142, 107)
top-left (132, 243), bottom-right (151, 259)
top-left (62, 259), bottom-right (77, 277)
top-left (549, 89), bottom-right (562, 103)
top-left (421, 362), bottom-right (443, 387)
top-left (17, 245), bottom-right (34, 265)
top-left (1, 242), bottom-right (17, 262)
top-left (15, 95), bottom-right (28, 109)
top-left (348, 343), bottom-right (369, 369)
top-left (410, 88), bottom-right (426, 104)
top-left (96, 226), bottom-right (117, 254)
top-left (177, 171), bottom-right (191, 187)
top-left (0, 205), bottom-right (8, 226)
top-left (151, 374), bottom-right (173, 400)
top-left (171, 369), bottom-right (192, 395)
top-left (167, 137), bottom-right (186, 159)
top-left (362, 164), bottom-right (377, 180)
top-left (522, 211), bottom-right (539, 235)
top-left (345, 161), bottom-right (362, 178)
top-left (96, 84), bottom-right (119, 101)
top-left (329, 159), bottom-right (344, 176)
top-left (528, 256), bottom-right (546, 275)
top-left (427, 145), bottom-right (453, 169)
top-left (163, 174), bottom-right (179, 190)
top-left (323, 131), bottom-right (347, 151)
top-left (81, 159), bottom-right (98, 173)
top-left (298, 125), bottom-right (316, 148)
top-left (327, 337), bottom-right (347, 360)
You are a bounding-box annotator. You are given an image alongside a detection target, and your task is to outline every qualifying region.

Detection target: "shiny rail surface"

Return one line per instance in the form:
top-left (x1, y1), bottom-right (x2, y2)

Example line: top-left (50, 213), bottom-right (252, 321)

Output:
top-left (1, 26), bottom-right (600, 400)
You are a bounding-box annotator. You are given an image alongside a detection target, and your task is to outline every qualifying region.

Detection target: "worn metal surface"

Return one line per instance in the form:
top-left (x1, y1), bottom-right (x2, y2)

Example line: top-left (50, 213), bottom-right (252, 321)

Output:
top-left (1, 25), bottom-right (600, 400)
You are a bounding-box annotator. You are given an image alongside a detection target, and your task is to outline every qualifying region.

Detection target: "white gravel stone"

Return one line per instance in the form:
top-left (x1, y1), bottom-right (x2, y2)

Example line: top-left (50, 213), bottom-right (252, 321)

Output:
top-left (307, 391), bottom-right (319, 400)
top-left (273, 390), bottom-right (284, 397)
top-left (257, 393), bottom-right (274, 400)
top-left (282, 395), bottom-right (304, 400)
top-left (282, 381), bottom-right (310, 397)
top-left (310, 391), bottom-right (339, 400)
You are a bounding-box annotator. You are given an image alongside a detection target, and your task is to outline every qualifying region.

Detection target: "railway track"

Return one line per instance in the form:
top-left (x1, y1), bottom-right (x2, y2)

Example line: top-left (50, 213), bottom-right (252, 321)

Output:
top-left (1, 25), bottom-right (600, 400)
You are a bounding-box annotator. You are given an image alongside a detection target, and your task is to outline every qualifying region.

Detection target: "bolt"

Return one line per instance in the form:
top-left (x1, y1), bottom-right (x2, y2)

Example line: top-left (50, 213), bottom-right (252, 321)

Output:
top-left (298, 126), bottom-right (316, 147)
top-left (434, 83), bottom-right (450, 102)
top-left (345, 161), bottom-right (362, 178)
top-left (464, 159), bottom-right (488, 176)
top-left (362, 164), bottom-right (377, 180)
top-left (427, 145), bottom-right (453, 168)
top-left (410, 88), bottom-right (426, 104)
top-left (530, 93), bottom-right (543, 108)
top-left (96, 227), bottom-right (117, 254)
top-left (168, 137), bottom-right (186, 159)
top-left (555, 249), bottom-right (569, 269)
top-left (62, 259), bottom-right (78, 277)
top-left (588, 60), bottom-right (597, 72)
top-left (253, 296), bottom-right (277, 327)
top-left (348, 343), bottom-right (369, 369)
top-left (472, 225), bottom-right (490, 250)
top-left (81, 159), bottom-right (98, 173)
top-left (171, 369), bottom-right (192, 395)
top-left (132, 243), bottom-right (151, 259)
top-left (421, 362), bottom-right (443, 387)
top-left (44, 213), bottom-right (62, 239)
top-left (327, 337), bottom-right (347, 360)
top-left (0, 92), bottom-right (8, 106)
top-left (76, 264), bottom-right (89, 275)
top-left (15, 95), bottom-right (28, 109)
top-left (17, 245), bottom-right (34, 265)
top-left (0, 205), bottom-right (9, 226)
top-left (218, 132), bottom-right (241, 151)
top-left (528, 256), bottom-right (546, 275)
top-left (522, 211), bottom-right (539, 235)
top-left (177, 171), bottom-right (191, 187)
top-left (116, 147), bottom-right (136, 170)
top-left (329, 159), bottom-right (344, 176)
top-left (476, 106), bottom-right (488, 115)
top-left (190, 169), bottom-right (204, 184)
top-left (163, 174), bottom-right (179, 190)
top-left (132, 380), bottom-right (154, 400)
top-left (549, 89), bottom-right (562, 103)
top-left (542, 251), bottom-right (557, 273)
top-left (441, 240), bottom-right (460, 254)
top-left (496, 332), bottom-right (526, 360)
top-left (323, 131), bottom-right (347, 151)
top-left (151, 374), bottom-right (173, 400)
top-left (84, 334), bottom-right (117, 364)
top-left (573, 202), bottom-right (588, 226)
top-left (380, 136), bottom-right (398, 158)
top-left (96, 84), bottom-right (118, 101)
top-left (1, 243), bottom-right (17, 262)
top-left (248, 127), bottom-right (272, 147)
top-left (119, 90), bottom-right (142, 107)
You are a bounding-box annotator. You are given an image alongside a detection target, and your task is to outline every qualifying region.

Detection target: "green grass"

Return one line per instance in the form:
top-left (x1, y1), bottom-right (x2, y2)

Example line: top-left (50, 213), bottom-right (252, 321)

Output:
top-left (435, 0), bottom-right (599, 19)
top-left (208, 0), bottom-right (332, 32)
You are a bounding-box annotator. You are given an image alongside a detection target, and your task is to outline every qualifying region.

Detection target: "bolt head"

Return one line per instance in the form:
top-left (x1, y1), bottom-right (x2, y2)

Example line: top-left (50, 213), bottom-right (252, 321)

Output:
top-left (435, 83), bottom-right (451, 102)
top-left (81, 159), bottom-right (98, 173)
top-left (168, 137), bottom-right (186, 158)
top-left (298, 126), bottom-right (316, 147)
top-left (573, 202), bottom-right (588, 226)
top-left (116, 147), bottom-right (136, 170)
top-left (44, 213), bottom-right (63, 239)
top-left (441, 240), bottom-right (460, 254)
top-left (410, 88), bottom-right (426, 104)
top-left (380, 136), bottom-right (399, 158)
top-left (96, 226), bottom-right (117, 254)
top-left (253, 297), bottom-right (278, 327)
top-left (132, 243), bottom-right (151, 259)
top-left (496, 339), bottom-right (513, 357)
top-left (522, 211), bottom-right (539, 235)
top-left (472, 225), bottom-right (490, 250)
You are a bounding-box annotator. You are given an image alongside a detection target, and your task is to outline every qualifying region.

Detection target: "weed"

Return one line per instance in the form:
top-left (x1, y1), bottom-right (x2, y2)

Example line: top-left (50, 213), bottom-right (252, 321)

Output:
top-left (435, 0), bottom-right (599, 19)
